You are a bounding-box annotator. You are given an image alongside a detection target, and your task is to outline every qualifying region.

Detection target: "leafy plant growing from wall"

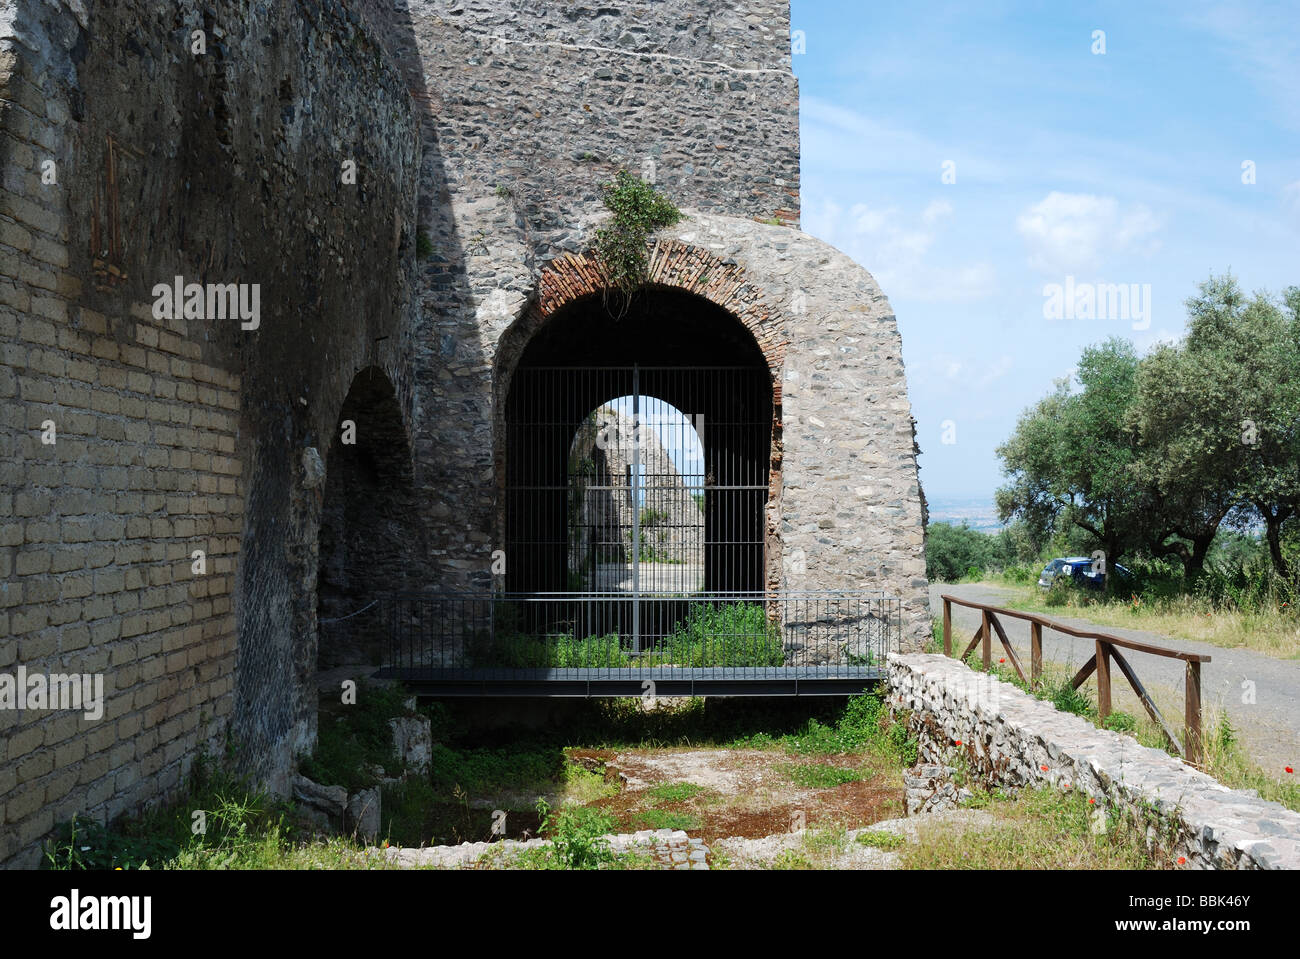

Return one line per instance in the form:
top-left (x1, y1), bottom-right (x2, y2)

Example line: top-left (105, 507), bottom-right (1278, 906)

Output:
top-left (594, 170), bottom-right (683, 312)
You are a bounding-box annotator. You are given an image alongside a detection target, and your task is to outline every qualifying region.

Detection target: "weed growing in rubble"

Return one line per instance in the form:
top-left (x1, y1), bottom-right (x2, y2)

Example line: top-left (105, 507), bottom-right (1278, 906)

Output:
top-left (535, 797), bottom-right (616, 869)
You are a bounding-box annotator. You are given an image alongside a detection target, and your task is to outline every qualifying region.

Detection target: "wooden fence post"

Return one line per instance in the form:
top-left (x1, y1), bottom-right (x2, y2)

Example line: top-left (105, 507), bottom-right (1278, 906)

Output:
top-left (981, 610), bottom-right (991, 669)
top-left (1095, 640), bottom-right (1112, 722)
top-left (943, 597), bottom-right (952, 656)
top-left (1186, 660), bottom-right (1203, 766)
top-left (1030, 621), bottom-right (1042, 688)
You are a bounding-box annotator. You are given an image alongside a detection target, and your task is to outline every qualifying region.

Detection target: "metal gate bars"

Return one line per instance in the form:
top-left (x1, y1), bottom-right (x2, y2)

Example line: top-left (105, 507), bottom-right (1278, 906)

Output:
top-left (505, 365), bottom-right (772, 620)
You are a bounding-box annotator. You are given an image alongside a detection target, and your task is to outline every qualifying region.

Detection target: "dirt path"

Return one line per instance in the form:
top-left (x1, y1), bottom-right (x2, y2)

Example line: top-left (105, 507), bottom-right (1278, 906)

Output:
top-left (930, 583), bottom-right (1300, 776)
top-left (587, 746), bottom-right (905, 844)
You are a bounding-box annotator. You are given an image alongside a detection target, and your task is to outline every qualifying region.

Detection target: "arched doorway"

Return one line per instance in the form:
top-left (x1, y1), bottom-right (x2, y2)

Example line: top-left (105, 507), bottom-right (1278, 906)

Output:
top-left (502, 288), bottom-right (774, 599)
top-left (317, 366), bottom-right (417, 668)
top-left (567, 395), bottom-right (706, 594)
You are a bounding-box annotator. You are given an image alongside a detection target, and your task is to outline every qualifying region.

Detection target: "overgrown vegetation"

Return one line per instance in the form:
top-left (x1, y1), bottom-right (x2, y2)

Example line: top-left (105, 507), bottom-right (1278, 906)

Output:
top-left (479, 601), bottom-right (784, 669)
top-left (42, 756), bottom-right (337, 871)
top-left (902, 784), bottom-right (1170, 869)
top-left (57, 683), bottom-right (1200, 871)
top-left (299, 682), bottom-right (415, 791)
top-left (535, 798), bottom-right (616, 869)
top-left (593, 170), bottom-right (683, 300)
top-left (733, 690), bottom-right (918, 766)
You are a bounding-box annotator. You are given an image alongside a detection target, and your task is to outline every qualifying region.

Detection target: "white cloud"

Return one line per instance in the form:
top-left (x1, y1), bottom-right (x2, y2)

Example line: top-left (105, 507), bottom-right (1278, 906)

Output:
top-left (803, 198), bottom-right (996, 303)
top-left (975, 354), bottom-right (1014, 389)
top-left (801, 97), bottom-right (1004, 182)
top-left (912, 351), bottom-right (1011, 391)
top-left (922, 199), bottom-right (953, 224)
top-left (849, 203), bottom-right (891, 234)
top-left (1015, 191), bottom-right (1162, 275)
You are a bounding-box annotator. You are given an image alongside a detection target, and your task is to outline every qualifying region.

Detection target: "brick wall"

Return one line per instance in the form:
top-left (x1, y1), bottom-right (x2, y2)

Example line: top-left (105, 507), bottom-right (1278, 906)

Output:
top-left (0, 0), bottom-right (420, 866)
top-left (0, 297), bottom-right (242, 862)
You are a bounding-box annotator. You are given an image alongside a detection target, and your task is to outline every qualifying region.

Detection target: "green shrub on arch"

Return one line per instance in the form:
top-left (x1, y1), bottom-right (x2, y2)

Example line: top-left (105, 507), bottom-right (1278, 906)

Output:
top-left (594, 170), bottom-right (683, 297)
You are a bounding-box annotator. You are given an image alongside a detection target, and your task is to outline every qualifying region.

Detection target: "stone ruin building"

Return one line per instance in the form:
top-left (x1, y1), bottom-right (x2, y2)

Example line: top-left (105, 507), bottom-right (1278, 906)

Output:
top-left (0, 0), bottom-right (928, 865)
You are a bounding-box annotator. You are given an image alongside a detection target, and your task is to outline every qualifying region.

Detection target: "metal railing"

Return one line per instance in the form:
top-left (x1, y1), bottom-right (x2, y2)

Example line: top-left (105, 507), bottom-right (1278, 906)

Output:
top-left (377, 591), bottom-right (900, 680)
top-left (940, 594), bottom-right (1211, 765)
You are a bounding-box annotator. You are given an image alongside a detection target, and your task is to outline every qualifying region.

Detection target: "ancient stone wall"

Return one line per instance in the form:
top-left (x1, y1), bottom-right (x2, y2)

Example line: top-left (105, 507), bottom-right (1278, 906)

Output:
top-left (396, 0), bottom-right (802, 593)
top-left (889, 653), bottom-right (1300, 869)
top-left (1, 0), bottom-right (931, 867)
top-left (0, 0), bottom-right (420, 865)
top-left (396, 0), bottom-right (801, 242)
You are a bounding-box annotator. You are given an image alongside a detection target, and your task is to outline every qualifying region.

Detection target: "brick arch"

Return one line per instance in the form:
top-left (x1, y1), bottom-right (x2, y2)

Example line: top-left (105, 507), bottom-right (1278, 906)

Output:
top-left (534, 240), bottom-right (787, 368)
top-left (493, 239), bottom-right (790, 593)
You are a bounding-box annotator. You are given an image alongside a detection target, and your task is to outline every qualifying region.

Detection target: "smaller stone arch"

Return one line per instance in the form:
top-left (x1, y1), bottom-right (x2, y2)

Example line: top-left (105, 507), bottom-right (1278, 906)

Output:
top-left (316, 365), bottom-right (421, 668)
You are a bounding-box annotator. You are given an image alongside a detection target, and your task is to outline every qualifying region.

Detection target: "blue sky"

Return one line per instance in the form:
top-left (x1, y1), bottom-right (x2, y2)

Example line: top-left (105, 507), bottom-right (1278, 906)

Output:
top-left (790, 0), bottom-right (1300, 503)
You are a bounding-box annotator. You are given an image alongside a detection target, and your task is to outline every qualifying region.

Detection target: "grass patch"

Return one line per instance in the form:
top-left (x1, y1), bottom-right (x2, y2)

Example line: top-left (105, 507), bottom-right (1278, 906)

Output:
top-left (985, 579), bottom-right (1300, 659)
top-left (635, 809), bottom-right (700, 831)
top-left (769, 849), bottom-right (814, 870)
top-left (42, 757), bottom-right (372, 870)
top-left (855, 830), bottom-right (905, 850)
top-left (729, 692), bottom-right (917, 768)
top-left (646, 781), bottom-right (707, 804)
top-left (781, 763), bottom-right (863, 789)
top-left (563, 759), bottom-right (620, 804)
top-left (427, 741), bottom-right (565, 797)
top-left (902, 784), bottom-right (1169, 869)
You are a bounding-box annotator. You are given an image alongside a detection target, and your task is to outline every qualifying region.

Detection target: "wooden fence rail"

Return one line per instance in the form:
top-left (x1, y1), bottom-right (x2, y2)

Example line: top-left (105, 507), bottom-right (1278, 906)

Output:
top-left (940, 594), bottom-right (1211, 766)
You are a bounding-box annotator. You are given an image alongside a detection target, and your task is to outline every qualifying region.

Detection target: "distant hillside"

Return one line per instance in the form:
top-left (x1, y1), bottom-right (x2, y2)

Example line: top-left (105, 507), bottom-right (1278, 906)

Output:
top-left (926, 498), bottom-right (1005, 534)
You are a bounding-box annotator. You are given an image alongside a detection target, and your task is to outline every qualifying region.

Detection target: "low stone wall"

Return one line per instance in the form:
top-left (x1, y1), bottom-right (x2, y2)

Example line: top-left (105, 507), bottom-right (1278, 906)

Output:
top-left (887, 653), bottom-right (1300, 869)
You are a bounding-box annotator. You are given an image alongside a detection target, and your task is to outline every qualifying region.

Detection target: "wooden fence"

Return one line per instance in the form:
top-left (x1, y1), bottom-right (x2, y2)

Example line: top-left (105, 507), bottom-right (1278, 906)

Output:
top-left (940, 594), bottom-right (1211, 766)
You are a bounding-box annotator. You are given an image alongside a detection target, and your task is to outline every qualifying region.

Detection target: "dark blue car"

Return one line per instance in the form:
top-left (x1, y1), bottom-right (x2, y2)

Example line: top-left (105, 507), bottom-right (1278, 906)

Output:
top-left (1038, 557), bottom-right (1132, 590)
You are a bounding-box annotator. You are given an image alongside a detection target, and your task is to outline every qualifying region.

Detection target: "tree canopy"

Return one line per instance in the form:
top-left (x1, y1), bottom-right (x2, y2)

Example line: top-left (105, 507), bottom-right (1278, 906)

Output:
top-left (996, 273), bottom-right (1300, 584)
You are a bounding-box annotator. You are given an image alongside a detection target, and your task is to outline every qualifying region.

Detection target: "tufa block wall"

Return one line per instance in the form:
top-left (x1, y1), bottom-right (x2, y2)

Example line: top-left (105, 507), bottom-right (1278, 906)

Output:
top-left (0, 0), bottom-right (419, 865)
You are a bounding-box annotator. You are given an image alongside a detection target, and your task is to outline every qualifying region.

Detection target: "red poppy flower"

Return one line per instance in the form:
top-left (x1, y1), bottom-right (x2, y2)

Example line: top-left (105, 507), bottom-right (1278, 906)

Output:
top-left (1177, 856), bottom-right (1186, 865)
top-left (1040, 765), bottom-right (1049, 772)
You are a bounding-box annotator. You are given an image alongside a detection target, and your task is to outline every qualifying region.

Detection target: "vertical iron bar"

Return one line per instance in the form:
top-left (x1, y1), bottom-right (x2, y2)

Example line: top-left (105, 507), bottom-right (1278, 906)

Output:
top-left (631, 364), bottom-right (641, 654)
